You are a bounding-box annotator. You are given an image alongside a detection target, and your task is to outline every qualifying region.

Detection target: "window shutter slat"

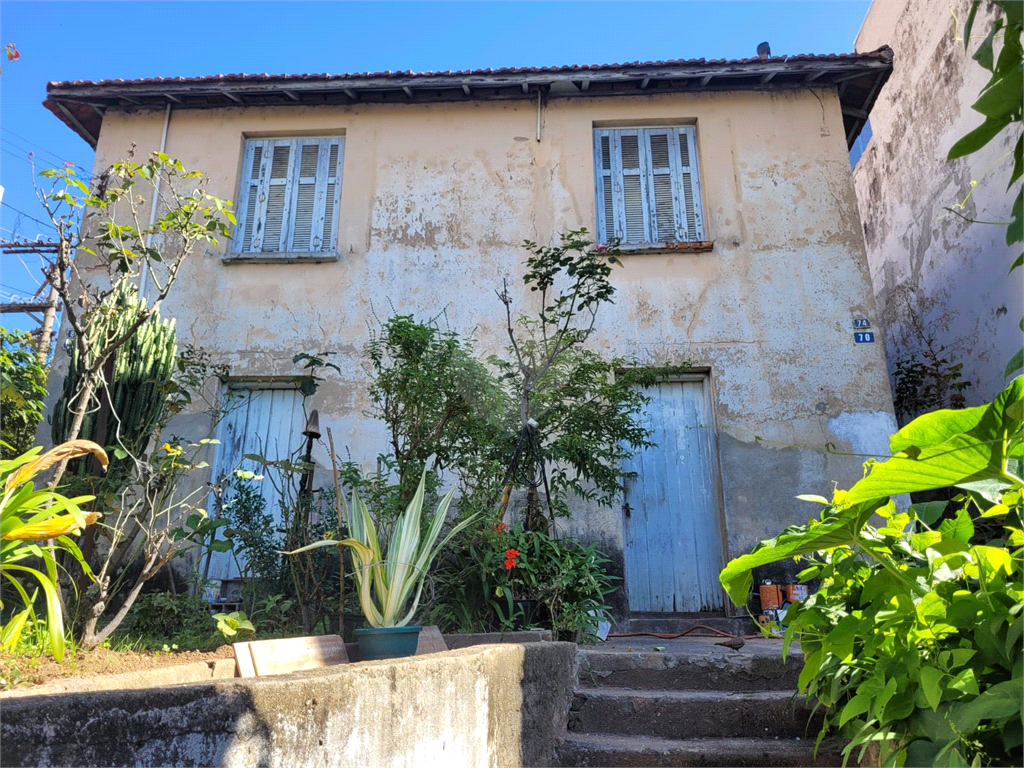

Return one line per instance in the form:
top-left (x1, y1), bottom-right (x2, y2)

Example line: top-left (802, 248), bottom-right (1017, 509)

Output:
top-left (262, 186), bottom-right (288, 252)
top-left (248, 140), bottom-right (273, 252)
top-left (645, 130), bottom-right (678, 242)
top-left (622, 175), bottom-right (646, 243)
top-left (309, 139), bottom-right (331, 251)
top-left (325, 140), bottom-right (344, 251)
top-left (290, 143), bottom-right (320, 250)
top-left (682, 172), bottom-right (697, 238)
top-left (677, 128), bottom-right (705, 240)
top-left (652, 175), bottom-right (676, 241)
top-left (601, 177), bottom-right (615, 239)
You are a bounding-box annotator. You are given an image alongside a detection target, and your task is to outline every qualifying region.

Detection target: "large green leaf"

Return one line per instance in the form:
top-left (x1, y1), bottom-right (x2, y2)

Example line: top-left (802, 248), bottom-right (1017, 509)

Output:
top-left (948, 115), bottom-right (1012, 160)
top-left (1006, 347), bottom-right (1024, 378)
top-left (973, 18), bottom-right (1004, 71)
top-left (718, 499), bottom-right (880, 604)
top-left (973, 67), bottom-right (1024, 119)
top-left (890, 406), bottom-right (987, 452)
top-left (846, 378), bottom-right (1023, 503)
top-left (951, 680), bottom-right (1023, 732)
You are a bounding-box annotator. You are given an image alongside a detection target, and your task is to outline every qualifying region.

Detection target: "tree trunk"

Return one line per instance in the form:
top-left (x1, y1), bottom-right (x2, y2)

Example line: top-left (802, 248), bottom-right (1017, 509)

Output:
top-left (80, 551), bottom-right (160, 649)
top-left (48, 373), bottom-right (97, 489)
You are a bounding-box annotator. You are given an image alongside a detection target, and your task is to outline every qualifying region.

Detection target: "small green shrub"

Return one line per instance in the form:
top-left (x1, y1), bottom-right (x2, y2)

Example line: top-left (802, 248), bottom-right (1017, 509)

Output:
top-left (126, 589), bottom-right (213, 639)
top-left (426, 522), bottom-right (618, 641)
top-left (212, 611), bottom-right (254, 639)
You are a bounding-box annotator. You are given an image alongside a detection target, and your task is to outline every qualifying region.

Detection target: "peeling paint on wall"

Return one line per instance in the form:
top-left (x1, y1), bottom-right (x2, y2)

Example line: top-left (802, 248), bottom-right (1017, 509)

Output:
top-left (827, 410), bottom-right (899, 460)
top-left (45, 86), bottom-right (898, 587)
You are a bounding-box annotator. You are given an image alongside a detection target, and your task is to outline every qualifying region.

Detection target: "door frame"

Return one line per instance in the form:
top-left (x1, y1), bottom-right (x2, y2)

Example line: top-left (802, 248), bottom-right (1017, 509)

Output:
top-left (617, 367), bottom-right (731, 614)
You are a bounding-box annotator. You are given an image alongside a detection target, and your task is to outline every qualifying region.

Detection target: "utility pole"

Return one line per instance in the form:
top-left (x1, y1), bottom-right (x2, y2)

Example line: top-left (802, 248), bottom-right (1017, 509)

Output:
top-left (0, 239), bottom-right (62, 363)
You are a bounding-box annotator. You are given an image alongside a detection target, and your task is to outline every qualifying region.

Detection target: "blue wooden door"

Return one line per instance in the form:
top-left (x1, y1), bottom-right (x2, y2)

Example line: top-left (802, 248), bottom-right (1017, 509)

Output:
top-left (621, 377), bottom-right (725, 612)
top-left (205, 386), bottom-right (306, 582)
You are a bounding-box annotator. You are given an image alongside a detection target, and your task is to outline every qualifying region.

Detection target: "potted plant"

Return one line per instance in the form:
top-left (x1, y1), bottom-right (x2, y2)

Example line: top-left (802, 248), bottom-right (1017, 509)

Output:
top-left (287, 469), bottom-right (476, 660)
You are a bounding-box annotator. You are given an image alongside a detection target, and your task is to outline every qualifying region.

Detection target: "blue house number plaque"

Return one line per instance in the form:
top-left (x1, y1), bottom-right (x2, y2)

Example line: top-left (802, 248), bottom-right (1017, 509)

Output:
top-left (854, 332), bottom-right (875, 343)
top-left (853, 318), bottom-right (871, 329)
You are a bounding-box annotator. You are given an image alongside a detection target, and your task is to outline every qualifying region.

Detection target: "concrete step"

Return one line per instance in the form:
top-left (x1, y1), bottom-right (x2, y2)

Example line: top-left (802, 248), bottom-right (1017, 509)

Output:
top-left (554, 733), bottom-right (842, 767)
top-left (567, 688), bottom-right (822, 740)
top-left (577, 641), bottom-right (802, 692)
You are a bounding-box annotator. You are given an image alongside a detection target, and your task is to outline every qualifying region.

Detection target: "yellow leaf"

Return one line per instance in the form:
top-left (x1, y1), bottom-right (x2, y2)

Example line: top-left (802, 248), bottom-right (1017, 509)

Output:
top-left (3, 512), bottom-right (101, 541)
top-left (4, 440), bottom-right (108, 491)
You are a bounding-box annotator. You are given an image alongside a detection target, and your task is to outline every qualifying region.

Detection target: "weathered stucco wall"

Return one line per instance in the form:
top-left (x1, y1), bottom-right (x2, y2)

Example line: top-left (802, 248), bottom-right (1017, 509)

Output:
top-left (853, 0), bottom-right (1024, 407)
top-left (46, 84), bottom-right (895, 593)
top-left (0, 642), bottom-right (576, 768)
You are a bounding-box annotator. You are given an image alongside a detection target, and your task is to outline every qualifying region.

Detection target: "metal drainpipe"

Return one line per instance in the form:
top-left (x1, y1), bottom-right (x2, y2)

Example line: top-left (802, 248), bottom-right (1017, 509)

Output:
top-left (139, 102), bottom-right (172, 298)
top-left (536, 89), bottom-right (542, 142)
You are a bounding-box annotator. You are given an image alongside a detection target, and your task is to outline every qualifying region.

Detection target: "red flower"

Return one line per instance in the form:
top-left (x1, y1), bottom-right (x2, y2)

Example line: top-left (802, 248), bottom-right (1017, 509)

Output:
top-left (504, 559), bottom-right (516, 570)
top-left (494, 521), bottom-right (509, 533)
top-left (504, 548), bottom-right (520, 570)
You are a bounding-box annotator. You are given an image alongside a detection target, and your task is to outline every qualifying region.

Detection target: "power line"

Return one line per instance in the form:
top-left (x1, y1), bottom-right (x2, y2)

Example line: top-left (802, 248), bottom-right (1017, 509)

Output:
top-left (0, 201), bottom-right (58, 232)
top-left (2, 127), bottom-right (91, 170)
top-left (1, 130), bottom-right (99, 182)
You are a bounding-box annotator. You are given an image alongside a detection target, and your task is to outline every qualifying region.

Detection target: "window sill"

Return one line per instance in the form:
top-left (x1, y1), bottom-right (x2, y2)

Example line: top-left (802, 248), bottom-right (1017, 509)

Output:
top-left (222, 251), bottom-right (340, 265)
top-left (617, 241), bottom-right (714, 255)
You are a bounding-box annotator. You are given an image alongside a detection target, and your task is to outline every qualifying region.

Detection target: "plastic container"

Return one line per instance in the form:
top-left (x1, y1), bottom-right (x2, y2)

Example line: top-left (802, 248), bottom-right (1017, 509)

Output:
top-left (354, 625), bottom-right (422, 660)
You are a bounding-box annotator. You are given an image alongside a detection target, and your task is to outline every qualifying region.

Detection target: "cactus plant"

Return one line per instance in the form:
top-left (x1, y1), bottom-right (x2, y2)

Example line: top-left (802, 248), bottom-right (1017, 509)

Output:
top-left (51, 282), bottom-right (177, 475)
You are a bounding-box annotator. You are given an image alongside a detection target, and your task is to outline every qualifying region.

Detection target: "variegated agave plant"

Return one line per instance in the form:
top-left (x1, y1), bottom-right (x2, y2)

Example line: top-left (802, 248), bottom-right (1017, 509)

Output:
top-left (287, 469), bottom-right (477, 628)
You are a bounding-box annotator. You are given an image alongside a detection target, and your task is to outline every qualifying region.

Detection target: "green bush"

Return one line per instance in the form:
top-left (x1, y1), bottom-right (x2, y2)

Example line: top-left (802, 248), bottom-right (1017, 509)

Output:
top-left (0, 329), bottom-right (47, 460)
top-left (426, 522), bottom-right (618, 641)
top-left (125, 589), bottom-right (213, 640)
top-left (720, 378), bottom-right (1023, 767)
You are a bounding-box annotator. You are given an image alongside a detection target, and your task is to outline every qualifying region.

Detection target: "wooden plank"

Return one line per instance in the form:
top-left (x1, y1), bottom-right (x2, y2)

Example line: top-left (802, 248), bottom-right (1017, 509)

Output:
top-left (672, 381), bottom-right (702, 611)
top-left (620, 396), bottom-right (652, 610)
top-left (233, 641), bottom-right (256, 678)
top-left (415, 626), bottom-right (448, 655)
top-left (1, 302), bottom-right (55, 314)
top-left (690, 379), bottom-right (725, 610)
top-left (246, 635), bottom-right (348, 677)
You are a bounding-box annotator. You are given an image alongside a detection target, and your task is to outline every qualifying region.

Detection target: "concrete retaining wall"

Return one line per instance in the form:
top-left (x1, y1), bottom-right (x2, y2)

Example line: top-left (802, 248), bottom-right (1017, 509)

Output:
top-left (0, 642), bottom-right (576, 768)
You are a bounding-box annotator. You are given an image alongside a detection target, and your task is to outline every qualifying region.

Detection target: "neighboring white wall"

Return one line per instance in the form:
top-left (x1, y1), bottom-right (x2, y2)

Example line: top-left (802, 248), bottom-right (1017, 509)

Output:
top-left (853, 0), bottom-right (1024, 407)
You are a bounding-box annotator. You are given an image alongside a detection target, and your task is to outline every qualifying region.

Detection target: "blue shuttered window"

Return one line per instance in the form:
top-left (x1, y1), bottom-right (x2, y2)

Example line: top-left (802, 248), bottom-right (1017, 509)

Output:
top-left (593, 126), bottom-right (705, 246)
top-left (233, 137), bottom-right (345, 256)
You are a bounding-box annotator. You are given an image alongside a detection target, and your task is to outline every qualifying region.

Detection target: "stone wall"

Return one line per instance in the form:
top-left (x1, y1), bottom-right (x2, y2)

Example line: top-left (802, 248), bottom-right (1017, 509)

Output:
top-left (0, 642), bottom-right (576, 768)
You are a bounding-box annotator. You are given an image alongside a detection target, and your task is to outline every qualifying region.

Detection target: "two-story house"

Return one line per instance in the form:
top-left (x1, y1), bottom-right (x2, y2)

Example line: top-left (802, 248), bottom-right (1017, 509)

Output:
top-left (43, 49), bottom-right (895, 617)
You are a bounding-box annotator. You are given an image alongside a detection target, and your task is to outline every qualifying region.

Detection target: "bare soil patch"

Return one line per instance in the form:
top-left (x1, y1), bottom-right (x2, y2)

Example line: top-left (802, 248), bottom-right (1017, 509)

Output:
top-left (1, 644), bottom-right (233, 689)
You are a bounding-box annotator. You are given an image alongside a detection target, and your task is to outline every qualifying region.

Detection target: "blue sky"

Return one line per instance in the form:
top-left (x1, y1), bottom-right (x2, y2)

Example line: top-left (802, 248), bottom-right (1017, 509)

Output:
top-left (0, 0), bottom-right (871, 331)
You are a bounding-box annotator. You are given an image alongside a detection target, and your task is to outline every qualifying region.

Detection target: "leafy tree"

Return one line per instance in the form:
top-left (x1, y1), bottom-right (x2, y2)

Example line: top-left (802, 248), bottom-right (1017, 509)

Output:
top-left (37, 149), bottom-right (234, 488)
top-left (0, 329), bottom-right (47, 460)
top-left (31, 151), bottom-right (237, 649)
top-left (493, 230), bottom-right (651, 531)
top-left (364, 314), bottom-right (509, 512)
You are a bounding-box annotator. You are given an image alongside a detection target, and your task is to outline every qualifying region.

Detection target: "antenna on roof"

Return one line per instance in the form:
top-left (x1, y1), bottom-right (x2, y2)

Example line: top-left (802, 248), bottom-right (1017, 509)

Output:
top-left (757, 42), bottom-right (771, 59)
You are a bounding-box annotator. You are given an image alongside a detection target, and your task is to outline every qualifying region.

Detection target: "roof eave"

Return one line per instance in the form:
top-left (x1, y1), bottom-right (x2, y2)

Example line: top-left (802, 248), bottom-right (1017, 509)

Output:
top-left (44, 48), bottom-right (893, 150)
